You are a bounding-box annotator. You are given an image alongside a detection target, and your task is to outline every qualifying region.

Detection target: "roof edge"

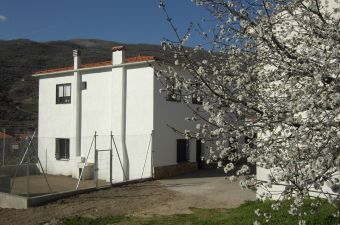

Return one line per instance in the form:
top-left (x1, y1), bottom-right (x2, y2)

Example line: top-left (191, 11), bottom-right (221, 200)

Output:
top-left (32, 58), bottom-right (157, 77)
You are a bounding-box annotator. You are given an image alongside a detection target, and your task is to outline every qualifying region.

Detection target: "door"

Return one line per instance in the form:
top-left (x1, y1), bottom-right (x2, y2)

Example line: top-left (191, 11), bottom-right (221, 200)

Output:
top-left (177, 139), bottom-right (188, 162)
top-left (196, 140), bottom-right (203, 169)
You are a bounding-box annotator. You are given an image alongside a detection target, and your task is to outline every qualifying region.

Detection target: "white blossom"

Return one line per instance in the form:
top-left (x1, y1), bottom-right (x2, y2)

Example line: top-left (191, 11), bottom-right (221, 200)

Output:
top-left (298, 220), bottom-right (306, 225)
top-left (160, 0), bottom-right (340, 222)
top-left (229, 175), bottom-right (237, 182)
top-left (255, 208), bottom-right (261, 216)
top-left (253, 220), bottom-right (261, 225)
top-left (224, 163), bottom-right (234, 173)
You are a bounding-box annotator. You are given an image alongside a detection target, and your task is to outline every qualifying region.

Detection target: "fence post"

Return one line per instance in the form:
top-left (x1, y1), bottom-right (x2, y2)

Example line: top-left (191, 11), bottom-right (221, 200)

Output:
top-left (151, 130), bottom-right (154, 178)
top-left (110, 131), bottom-right (113, 186)
top-left (2, 128), bottom-right (5, 166)
top-left (26, 144), bottom-right (30, 197)
top-left (45, 148), bottom-right (47, 174)
top-left (94, 131), bottom-right (98, 188)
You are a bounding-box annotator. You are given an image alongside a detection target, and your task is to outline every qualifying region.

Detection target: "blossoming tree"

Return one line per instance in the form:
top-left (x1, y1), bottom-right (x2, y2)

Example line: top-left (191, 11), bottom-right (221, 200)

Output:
top-left (159, 0), bottom-right (339, 223)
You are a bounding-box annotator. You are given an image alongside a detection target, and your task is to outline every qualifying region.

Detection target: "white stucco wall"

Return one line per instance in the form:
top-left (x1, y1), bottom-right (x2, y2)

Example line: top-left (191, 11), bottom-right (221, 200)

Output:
top-left (37, 64), bottom-right (155, 182)
top-left (81, 70), bottom-right (113, 138)
top-left (38, 74), bottom-right (78, 177)
top-left (152, 66), bottom-right (200, 168)
top-left (125, 66), bottom-right (154, 179)
top-left (109, 66), bottom-right (154, 181)
top-left (79, 69), bottom-right (113, 181)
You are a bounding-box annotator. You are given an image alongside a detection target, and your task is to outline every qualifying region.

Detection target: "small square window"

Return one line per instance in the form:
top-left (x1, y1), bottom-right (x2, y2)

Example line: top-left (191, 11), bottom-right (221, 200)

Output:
top-left (81, 81), bottom-right (87, 90)
top-left (55, 138), bottom-right (70, 160)
top-left (56, 83), bottom-right (71, 104)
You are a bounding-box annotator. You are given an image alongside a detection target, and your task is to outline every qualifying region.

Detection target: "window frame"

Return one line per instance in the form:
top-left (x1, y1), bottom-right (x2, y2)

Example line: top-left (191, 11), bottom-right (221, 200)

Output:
top-left (55, 138), bottom-right (70, 160)
top-left (166, 80), bottom-right (181, 102)
top-left (191, 92), bottom-right (203, 105)
top-left (56, 83), bottom-right (71, 104)
top-left (81, 81), bottom-right (87, 90)
top-left (191, 83), bottom-right (203, 105)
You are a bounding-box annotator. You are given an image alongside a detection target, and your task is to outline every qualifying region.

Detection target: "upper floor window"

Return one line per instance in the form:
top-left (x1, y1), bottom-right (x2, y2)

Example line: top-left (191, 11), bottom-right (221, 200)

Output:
top-left (166, 80), bottom-right (181, 102)
top-left (56, 83), bottom-right (71, 104)
top-left (191, 93), bottom-right (202, 105)
top-left (191, 83), bottom-right (202, 105)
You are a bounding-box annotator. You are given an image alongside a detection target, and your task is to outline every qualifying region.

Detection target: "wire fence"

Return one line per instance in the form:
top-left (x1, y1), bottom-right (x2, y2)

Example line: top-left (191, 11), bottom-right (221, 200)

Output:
top-left (0, 131), bottom-right (153, 197)
top-left (0, 134), bottom-right (37, 166)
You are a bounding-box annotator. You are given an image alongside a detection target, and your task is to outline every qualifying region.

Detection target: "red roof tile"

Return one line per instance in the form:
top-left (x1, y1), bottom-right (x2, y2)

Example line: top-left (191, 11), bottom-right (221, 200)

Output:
top-left (125, 55), bottom-right (156, 63)
top-left (0, 131), bottom-right (13, 139)
top-left (34, 66), bottom-right (73, 74)
top-left (33, 56), bottom-right (157, 75)
top-left (80, 60), bottom-right (112, 69)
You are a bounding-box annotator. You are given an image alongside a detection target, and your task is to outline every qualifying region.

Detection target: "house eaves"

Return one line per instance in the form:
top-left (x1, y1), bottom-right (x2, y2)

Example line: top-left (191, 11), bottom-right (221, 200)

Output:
top-left (32, 56), bottom-right (157, 77)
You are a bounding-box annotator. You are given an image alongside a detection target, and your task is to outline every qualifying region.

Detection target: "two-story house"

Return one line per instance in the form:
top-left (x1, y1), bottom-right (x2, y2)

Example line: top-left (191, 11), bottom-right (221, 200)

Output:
top-left (33, 46), bottom-right (206, 183)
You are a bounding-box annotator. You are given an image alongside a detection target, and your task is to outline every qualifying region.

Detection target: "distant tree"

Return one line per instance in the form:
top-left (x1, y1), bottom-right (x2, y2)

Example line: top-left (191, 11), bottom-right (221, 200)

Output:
top-left (159, 0), bottom-right (340, 223)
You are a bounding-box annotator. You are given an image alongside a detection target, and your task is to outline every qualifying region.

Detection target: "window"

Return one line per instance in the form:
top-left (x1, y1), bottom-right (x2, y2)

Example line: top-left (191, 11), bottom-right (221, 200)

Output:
top-left (192, 93), bottom-right (203, 105)
top-left (191, 83), bottom-right (202, 105)
top-left (55, 138), bottom-right (70, 160)
top-left (177, 139), bottom-right (189, 162)
top-left (81, 81), bottom-right (87, 90)
top-left (166, 80), bottom-right (181, 102)
top-left (56, 83), bottom-right (71, 104)
top-left (166, 89), bottom-right (181, 102)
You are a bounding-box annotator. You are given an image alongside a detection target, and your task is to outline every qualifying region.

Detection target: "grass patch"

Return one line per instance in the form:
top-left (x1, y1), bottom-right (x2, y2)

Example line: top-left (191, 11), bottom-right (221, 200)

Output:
top-left (63, 199), bottom-right (340, 225)
top-left (224, 199), bottom-right (339, 225)
top-left (63, 215), bottom-right (129, 225)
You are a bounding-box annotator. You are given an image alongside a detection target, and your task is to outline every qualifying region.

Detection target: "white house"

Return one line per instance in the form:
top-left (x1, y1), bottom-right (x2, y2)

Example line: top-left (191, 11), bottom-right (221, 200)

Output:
top-left (33, 46), bottom-right (206, 183)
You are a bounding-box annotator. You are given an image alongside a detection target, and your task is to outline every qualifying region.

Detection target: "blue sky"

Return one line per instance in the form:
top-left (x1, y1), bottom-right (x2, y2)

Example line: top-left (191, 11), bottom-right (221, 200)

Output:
top-left (0, 0), bottom-right (210, 45)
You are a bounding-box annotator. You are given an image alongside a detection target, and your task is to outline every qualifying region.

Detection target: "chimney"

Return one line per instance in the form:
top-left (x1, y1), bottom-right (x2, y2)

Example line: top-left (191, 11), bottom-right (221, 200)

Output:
top-left (73, 49), bottom-right (81, 69)
top-left (112, 46), bottom-right (126, 64)
top-left (73, 49), bottom-right (82, 157)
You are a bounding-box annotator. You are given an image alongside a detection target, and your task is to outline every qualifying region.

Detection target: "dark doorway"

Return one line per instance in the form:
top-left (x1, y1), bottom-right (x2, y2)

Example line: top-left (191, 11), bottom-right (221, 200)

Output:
top-left (177, 139), bottom-right (188, 162)
top-left (196, 140), bottom-right (203, 169)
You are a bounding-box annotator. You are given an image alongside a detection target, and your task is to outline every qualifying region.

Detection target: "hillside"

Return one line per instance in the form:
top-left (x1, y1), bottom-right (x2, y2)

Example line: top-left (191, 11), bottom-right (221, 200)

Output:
top-left (0, 39), bottom-right (163, 133)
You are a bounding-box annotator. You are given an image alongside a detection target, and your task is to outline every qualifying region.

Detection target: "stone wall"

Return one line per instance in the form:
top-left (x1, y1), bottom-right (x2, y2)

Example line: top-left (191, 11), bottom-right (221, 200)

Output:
top-left (154, 162), bottom-right (197, 179)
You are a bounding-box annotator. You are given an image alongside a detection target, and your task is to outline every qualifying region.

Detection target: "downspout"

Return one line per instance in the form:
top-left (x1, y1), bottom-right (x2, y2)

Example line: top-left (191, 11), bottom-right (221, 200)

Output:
top-left (73, 50), bottom-right (82, 157)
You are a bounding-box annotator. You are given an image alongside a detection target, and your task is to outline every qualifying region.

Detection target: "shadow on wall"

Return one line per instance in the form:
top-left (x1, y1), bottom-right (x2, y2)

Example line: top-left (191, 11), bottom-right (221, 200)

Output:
top-left (166, 167), bottom-right (226, 180)
top-left (167, 161), bottom-right (256, 180)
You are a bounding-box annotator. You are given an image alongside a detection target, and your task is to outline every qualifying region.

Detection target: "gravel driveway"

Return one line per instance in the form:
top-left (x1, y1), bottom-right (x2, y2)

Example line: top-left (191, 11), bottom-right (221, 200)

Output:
top-left (146, 168), bottom-right (256, 215)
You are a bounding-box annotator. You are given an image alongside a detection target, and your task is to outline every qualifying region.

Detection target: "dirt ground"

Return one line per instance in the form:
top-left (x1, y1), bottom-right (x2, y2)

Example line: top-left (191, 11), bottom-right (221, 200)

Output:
top-left (10, 174), bottom-right (108, 196)
top-left (0, 169), bottom-right (255, 225)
